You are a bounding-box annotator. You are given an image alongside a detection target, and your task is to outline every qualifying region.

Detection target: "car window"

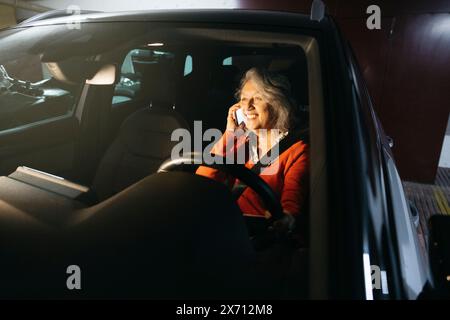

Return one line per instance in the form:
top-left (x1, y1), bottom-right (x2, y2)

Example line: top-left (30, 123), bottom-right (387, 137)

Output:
top-left (112, 48), bottom-right (176, 105)
top-left (184, 55), bottom-right (193, 76)
top-left (0, 55), bottom-right (82, 133)
top-left (222, 56), bottom-right (232, 65)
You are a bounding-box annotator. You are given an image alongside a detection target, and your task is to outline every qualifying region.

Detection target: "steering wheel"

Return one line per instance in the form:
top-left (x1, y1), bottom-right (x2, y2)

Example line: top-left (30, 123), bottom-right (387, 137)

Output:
top-left (157, 153), bottom-right (285, 221)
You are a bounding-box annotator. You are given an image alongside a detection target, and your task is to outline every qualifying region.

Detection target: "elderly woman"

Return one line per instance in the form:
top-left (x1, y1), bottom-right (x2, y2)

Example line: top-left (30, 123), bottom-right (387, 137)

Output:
top-left (196, 67), bottom-right (309, 222)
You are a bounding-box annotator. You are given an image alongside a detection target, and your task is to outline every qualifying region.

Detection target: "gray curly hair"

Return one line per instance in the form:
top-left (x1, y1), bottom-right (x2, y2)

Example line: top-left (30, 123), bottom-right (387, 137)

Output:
top-left (235, 67), bottom-right (297, 132)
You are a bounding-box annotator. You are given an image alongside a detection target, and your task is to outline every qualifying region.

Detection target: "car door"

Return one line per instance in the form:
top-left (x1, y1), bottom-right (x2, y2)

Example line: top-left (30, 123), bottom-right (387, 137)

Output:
top-left (346, 42), bottom-right (431, 299)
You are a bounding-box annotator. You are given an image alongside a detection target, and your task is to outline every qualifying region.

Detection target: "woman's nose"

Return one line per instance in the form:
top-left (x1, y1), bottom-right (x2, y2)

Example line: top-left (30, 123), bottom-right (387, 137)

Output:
top-left (243, 99), bottom-right (255, 111)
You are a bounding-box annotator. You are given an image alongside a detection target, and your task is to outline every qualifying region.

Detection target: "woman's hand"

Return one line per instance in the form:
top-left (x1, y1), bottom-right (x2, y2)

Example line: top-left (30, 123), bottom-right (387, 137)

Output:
top-left (269, 213), bottom-right (296, 238)
top-left (226, 103), bottom-right (245, 132)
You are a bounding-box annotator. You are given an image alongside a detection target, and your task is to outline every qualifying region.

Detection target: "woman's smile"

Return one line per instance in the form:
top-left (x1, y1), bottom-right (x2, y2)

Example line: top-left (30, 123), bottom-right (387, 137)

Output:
top-left (240, 80), bottom-right (272, 130)
top-left (245, 113), bottom-right (258, 119)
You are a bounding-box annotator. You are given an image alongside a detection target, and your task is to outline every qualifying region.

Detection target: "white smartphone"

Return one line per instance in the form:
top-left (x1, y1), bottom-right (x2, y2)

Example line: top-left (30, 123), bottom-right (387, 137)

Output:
top-left (234, 108), bottom-right (246, 126)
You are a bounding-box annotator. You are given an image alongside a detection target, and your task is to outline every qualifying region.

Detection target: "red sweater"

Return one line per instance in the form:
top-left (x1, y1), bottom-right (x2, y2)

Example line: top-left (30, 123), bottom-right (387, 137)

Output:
top-left (196, 131), bottom-right (309, 217)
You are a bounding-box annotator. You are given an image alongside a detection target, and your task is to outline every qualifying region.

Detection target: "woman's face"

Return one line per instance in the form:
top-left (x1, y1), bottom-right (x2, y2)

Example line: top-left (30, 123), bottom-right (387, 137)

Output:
top-left (239, 80), bottom-right (273, 131)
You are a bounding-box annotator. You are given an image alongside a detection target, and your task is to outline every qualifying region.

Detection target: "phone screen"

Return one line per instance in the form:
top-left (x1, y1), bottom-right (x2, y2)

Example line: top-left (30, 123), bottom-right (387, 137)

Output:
top-left (235, 108), bottom-right (246, 126)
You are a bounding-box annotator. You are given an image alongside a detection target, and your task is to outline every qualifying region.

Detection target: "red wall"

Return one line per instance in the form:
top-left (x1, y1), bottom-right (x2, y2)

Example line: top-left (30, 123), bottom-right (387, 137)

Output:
top-left (334, 0), bottom-right (450, 183)
top-left (238, 0), bottom-right (450, 183)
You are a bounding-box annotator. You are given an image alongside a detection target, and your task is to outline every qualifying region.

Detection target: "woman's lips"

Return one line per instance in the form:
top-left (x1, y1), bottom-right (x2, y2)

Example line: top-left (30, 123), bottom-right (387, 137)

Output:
top-left (246, 113), bottom-right (257, 119)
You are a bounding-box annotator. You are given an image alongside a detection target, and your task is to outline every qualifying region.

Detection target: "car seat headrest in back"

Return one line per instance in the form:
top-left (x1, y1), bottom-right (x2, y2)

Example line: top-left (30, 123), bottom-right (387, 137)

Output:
top-left (137, 58), bottom-right (176, 109)
top-left (119, 107), bottom-right (187, 158)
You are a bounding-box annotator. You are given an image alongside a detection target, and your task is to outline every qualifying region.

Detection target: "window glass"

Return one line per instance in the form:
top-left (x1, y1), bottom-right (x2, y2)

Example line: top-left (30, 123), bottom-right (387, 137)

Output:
top-left (184, 55), bottom-right (193, 76)
top-left (222, 56), bottom-right (232, 65)
top-left (0, 55), bottom-right (82, 132)
top-left (113, 48), bottom-right (176, 105)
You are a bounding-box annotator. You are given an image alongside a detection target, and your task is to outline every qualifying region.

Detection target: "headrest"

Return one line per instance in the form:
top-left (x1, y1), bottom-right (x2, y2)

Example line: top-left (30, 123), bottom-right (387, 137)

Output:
top-left (119, 108), bottom-right (188, 158)
top-left (281, 59), bottom-right (309, 106)
top-left (137, 58), bottom-right (175, 108)
top-left (219, 64), bottom-right (240, 79)
top-left (211, 65), bottom-right (241, 90)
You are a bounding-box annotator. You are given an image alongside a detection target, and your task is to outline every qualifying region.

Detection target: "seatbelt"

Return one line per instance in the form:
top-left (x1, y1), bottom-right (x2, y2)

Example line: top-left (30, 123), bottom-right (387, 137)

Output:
top-left (232, 128), bottom-right (308, 200)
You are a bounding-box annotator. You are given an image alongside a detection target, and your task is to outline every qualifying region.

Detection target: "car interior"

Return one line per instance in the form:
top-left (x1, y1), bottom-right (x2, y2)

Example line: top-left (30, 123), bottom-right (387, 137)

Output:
top-left (0, 24), bottom-right (327, 298)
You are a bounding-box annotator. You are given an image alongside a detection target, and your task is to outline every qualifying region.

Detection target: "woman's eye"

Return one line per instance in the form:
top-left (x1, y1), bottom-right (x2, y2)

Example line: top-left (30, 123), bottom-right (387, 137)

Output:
top-left (254, 96), bottom-right (262, 101)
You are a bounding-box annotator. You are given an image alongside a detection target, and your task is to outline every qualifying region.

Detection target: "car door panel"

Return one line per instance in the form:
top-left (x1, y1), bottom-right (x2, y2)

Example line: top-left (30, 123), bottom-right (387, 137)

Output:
top-left (0, 115), bottom-right (79, 178)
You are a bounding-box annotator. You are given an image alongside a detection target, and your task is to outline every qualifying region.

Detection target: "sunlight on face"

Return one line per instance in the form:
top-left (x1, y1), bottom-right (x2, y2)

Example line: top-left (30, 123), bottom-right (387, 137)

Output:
top-left (240, 80), bottom-right (273, 131)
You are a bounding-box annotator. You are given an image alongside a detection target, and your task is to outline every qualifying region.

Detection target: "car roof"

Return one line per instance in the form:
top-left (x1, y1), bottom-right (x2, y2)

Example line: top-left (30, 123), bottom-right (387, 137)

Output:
top-left (14, 9), bottom-right (329, 30)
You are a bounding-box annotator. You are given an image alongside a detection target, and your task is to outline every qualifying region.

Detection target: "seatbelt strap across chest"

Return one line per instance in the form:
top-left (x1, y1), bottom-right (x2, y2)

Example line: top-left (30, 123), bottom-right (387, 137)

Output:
top-left (231, 129), bottom-right (308, 200)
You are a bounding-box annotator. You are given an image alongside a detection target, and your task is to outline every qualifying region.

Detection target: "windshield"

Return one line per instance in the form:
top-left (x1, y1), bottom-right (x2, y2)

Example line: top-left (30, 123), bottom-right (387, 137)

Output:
top-left (0, 19), bottom-right (325, 300)
top-left (0, 21), bottom-right (320, 179)
top-left (0, 23), bottom-right (314, 133)
top-left (0, 23), bottom-right (150, 132)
